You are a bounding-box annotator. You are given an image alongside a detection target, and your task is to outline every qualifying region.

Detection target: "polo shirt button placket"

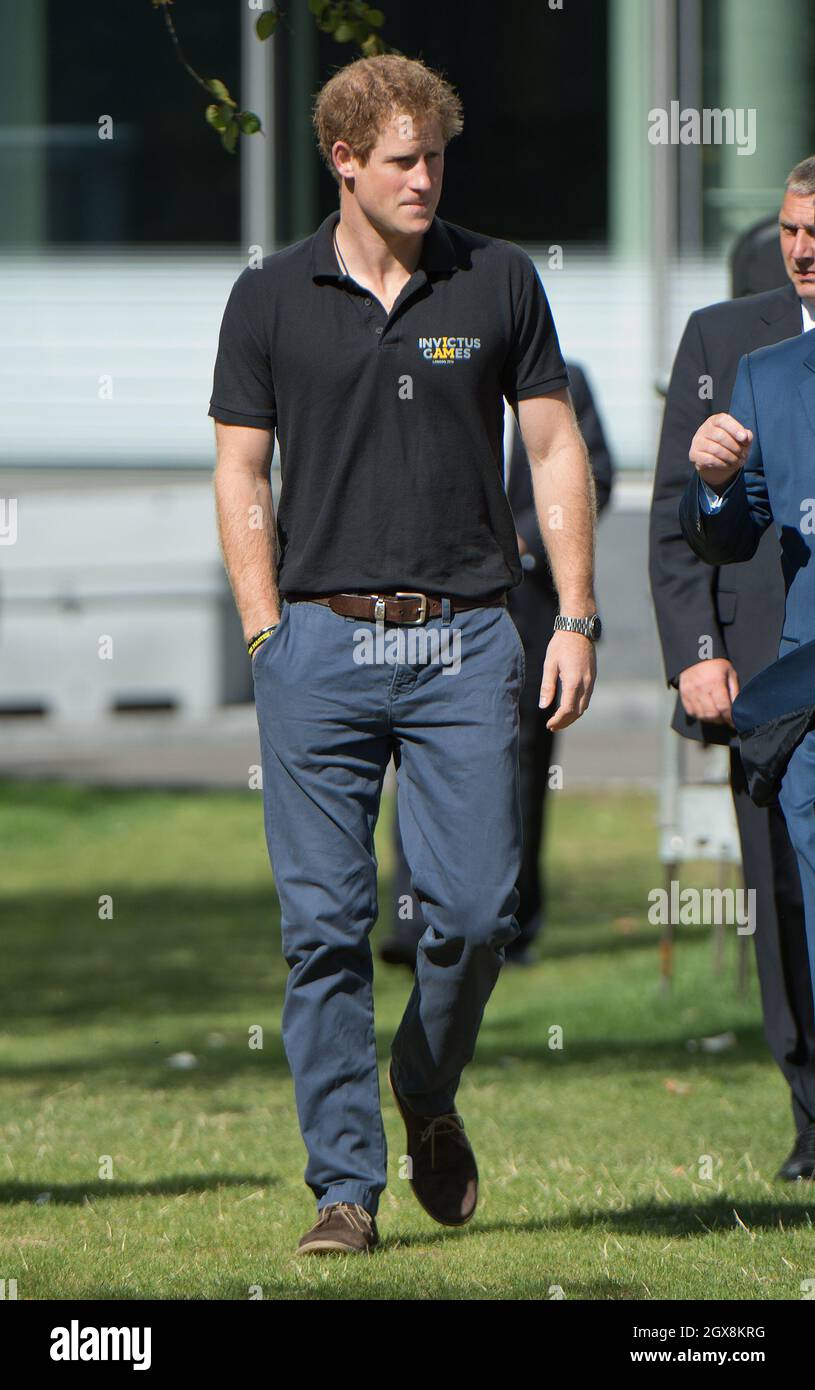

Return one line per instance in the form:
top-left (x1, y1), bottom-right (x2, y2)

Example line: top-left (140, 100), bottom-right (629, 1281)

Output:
top-left (361, 294), bottom-right (384, 341)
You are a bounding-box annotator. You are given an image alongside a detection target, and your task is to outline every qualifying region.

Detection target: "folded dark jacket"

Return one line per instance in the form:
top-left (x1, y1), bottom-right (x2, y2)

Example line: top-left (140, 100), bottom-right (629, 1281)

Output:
top-left (731, 637), bottom-right (815, 806)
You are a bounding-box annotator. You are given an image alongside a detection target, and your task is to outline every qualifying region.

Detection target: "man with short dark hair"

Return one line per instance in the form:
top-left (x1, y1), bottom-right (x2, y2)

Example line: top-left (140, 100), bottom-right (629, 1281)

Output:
top-left (209, 54), bottom-right (598, 1254)
top-left (650, 156), bottom-right (815, 1182)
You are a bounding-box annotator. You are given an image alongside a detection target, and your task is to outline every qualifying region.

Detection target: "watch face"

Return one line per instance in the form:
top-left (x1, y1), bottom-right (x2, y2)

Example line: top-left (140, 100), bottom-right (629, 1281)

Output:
top-left (589, 614), bottom-right (602, 640)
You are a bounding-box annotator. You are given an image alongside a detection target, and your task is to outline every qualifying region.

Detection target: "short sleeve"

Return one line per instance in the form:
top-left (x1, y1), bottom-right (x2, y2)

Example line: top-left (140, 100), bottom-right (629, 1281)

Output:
top-left (501, 252), bottom-right (569, 403)
top-left (208, 267), bottom-right (277, 429)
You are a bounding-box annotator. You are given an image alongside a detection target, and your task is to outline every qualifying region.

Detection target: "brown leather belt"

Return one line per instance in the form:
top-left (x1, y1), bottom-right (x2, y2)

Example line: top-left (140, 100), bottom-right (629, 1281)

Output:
top-left (284, 589), bottom-right (507, 626)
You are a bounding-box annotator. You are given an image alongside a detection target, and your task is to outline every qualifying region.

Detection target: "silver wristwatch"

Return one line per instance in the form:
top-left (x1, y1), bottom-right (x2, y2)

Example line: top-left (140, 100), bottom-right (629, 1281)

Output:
top-left (554, 613), bottom-right (602, 641)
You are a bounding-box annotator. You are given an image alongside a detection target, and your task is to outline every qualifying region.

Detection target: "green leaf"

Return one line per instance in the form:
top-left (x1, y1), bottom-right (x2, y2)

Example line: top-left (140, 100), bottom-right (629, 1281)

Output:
top-left (256, 11), bottom-right (278, 40)
top-left (334, 21), bottom-right (354, 41)
top-left (238, 111), bottom-right (262, 135)
top-left (308, 0), bottom-right (330, 13)
top-left (206, 78), bottom-right (237, 108)
top-left (221, 120), bottom-right (240, 154)
top-left (361, 33), bottom-right (385, 55)
top-left (205, 103), bottom-right (230, 132)
top-left (367, 8), bottom-right (384, 24)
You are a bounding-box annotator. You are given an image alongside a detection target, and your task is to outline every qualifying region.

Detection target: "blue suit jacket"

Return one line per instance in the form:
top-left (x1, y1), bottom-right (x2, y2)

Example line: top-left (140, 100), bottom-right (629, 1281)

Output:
top-left (679, 330), bottom-right (815, 660)
top-left (679, 331), bottom-right (815, 804)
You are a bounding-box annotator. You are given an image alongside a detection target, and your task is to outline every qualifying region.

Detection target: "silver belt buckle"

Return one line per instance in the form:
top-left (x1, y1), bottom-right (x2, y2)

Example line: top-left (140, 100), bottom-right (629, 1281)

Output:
top-left (395, 591), bottom-right (429, 626)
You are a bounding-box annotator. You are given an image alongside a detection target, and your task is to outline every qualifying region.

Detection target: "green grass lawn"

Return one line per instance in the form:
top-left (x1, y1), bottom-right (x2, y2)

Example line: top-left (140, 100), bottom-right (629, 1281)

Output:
top-left (0, 778), bottom-right (812, 1300)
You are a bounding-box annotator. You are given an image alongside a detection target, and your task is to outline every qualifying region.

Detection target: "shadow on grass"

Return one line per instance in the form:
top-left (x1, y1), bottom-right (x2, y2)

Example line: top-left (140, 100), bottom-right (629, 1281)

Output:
top-left (2, 883), bottom-right (749, 1012)
top-left (0, 859), bottom-right (770, 1090)
top-left (0, 1173), bottom-right (278, 1205)
top-left (1, 888), bottom-right (290, 1027)
top-left (370, 1195), bottom-right (815, 1243)
top-left (0, 1040), bottom-right (294, 1084)
top-left (3, 1175), bottom-right (810, 1243)
top-left (555, 1193), bottom-right (815, 1237)
top-left (0, 1019), bottom-right (776, 1089)
top-left (472, 1020), bottom-right (773, 1072)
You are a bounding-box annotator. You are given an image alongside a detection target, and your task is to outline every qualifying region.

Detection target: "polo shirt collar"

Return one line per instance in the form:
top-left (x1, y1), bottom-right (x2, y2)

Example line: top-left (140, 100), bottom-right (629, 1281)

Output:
top-left (311, 208), bottom-right (458, 283)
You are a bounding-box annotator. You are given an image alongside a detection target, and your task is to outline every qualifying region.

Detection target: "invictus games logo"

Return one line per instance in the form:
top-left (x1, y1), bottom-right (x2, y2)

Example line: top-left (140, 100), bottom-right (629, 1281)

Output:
top-left (418, 336), bottom-right (481, 363)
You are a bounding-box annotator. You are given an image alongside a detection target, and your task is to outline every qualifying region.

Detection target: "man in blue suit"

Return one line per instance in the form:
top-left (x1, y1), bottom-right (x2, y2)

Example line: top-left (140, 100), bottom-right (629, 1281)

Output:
top-left (679, 331), bottom-right (815, 1067)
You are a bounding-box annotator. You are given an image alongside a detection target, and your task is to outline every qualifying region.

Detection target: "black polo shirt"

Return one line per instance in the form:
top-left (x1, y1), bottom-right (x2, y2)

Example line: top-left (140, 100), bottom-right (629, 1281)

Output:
top-left (209, 208), bottom-right (568, 599)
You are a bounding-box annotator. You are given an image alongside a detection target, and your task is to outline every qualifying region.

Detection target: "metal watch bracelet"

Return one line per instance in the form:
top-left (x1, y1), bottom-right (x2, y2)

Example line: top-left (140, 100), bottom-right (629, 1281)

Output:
top-left (554, 613), bottom-right (602, 641)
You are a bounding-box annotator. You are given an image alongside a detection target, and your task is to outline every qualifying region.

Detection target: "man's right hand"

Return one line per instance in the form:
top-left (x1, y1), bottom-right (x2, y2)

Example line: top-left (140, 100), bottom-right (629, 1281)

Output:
top-left (689, 412), bottom-right (753, 492)
top-left (678, 658), bottom-right (740, 726)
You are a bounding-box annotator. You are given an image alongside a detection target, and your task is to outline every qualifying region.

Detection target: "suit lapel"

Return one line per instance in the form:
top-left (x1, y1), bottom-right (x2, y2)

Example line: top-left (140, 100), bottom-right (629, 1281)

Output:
top-left (759, 281), bottom-right (803, 345)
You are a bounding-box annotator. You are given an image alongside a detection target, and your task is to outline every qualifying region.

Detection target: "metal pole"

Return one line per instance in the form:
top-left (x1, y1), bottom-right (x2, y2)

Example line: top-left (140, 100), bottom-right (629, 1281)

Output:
top-left (649, 0), bottom-right (678, 391)
top-left (241, 5), bottom-right (276, 255)
top-left (651, 0), bottom-right (680, 988)
top-left (677, 0), bottom-right (703, 254)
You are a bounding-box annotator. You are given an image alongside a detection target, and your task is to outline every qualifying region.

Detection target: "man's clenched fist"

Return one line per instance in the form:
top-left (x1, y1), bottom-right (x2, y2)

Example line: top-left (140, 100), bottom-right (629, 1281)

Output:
top-left (689, 412), bottom-right (753, 494)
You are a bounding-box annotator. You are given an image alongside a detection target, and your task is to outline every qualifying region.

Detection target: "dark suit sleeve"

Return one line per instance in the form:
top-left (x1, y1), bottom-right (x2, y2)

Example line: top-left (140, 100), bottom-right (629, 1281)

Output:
top-left (512, 363), bottom-right (614, 566)
top-left (649, 311), bottom-right (728, 688)
top-left (678, 353), bottom-right (771, 565)
top-left (567, 364), bottom-right (613, 513)
top-left (511, 427), bottom-right (550, 570)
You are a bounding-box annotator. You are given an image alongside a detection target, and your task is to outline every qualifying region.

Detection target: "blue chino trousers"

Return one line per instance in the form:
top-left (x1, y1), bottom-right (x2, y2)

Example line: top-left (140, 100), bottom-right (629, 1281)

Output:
top-left (252, 595), bottom-right (525, 1217)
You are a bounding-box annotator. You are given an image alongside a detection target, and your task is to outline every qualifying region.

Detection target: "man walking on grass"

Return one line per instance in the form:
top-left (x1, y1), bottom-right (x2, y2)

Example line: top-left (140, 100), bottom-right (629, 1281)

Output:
top-left (209, 53), bottom-right (598, 1255)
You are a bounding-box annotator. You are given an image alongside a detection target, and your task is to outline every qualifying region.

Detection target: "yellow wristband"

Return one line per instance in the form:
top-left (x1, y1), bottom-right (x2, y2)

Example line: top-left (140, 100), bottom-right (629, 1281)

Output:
top-left (247, 625), bottom-right (278, 658)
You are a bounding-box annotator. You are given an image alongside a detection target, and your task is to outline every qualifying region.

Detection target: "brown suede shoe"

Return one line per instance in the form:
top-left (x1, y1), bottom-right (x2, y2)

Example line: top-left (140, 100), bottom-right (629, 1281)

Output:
top-left (388, 1062), bottom-right (478, 1226)
top-left (296, 1202), bottom-right (379, 1255)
